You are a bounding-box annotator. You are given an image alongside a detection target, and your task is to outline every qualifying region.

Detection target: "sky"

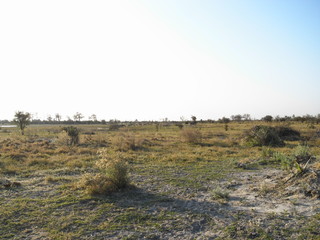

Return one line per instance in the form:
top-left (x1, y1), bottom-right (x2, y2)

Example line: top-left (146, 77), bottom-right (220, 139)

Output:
top-left (0, 0), bottom-right (319, 121)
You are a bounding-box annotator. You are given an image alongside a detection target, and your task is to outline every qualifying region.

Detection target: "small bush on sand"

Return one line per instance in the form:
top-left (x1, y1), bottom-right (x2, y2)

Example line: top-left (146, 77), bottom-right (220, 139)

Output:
top-left (181, 127), bottom-right (202, 144)
top-left (243, 125), bottom-right (284, 147)
top-left (273, 152), bottom-right (298, 172)
top-left (79, 173), bottom-right (118, 195)
top-left (274, 145), bottom-right (313, 173)
top-left (210, 187), bottom-right (229, 202)
top-left (294, 145), bottom-right (312, 164)
top-left (79, 149), bottom-right (129, 195)
top-left (97, 149), bottom-right (129, 189)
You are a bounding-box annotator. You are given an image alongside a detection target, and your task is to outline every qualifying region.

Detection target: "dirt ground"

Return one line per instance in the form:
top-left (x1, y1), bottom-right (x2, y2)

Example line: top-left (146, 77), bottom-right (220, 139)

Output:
top-left (2, 166), bottom-right (319, 239)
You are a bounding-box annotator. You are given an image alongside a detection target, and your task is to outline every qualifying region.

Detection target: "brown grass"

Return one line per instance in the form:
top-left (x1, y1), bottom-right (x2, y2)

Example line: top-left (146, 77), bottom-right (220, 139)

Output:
top-left (180, 127), bottom-right (202, 144)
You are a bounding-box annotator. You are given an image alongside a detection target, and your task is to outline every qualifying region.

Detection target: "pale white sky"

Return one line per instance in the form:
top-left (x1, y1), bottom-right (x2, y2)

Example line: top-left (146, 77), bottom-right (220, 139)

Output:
top-left (1, 0), bottom-right (319, 121)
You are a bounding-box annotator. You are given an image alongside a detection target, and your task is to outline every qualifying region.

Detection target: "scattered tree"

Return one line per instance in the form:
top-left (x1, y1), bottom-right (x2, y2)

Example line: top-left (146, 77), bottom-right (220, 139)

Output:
top-left (89, 114), bottom-right (97, 122)
top-left (73, 112), bottom-right (84, 122)
top-left (219, 117), bottom-right (230, 124)
top-left (47, 115), bottom-right (53, 122)
top-left (14, 111), bottom-right (31, 135)
top-left (231, 114), bottom-right (242, 122)
top-left (191, 115), bottom-right (197, 125)
top-left (262, 115), bottom-right (273, 122)
top-left (242, 114), bottom-right (251, 121)
top-left (55, 113), bottom-right (62, 122)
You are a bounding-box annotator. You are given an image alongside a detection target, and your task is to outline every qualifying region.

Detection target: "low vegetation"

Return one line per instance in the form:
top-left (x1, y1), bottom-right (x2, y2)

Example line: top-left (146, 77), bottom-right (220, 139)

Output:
top-left (78, 149), bottom-right (130, 195)
top-left (0, 120), bottom-right (319, 239)
top-left (180, 126), bottom-right (202, 144)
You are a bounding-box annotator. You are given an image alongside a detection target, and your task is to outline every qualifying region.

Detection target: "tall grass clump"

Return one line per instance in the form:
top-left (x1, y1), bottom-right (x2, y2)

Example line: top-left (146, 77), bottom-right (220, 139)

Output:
top-left (181, 127), bottom-right (202, 144)
top-left (112, 133), bottom-right (144, 151)
top-left (294, 145), bottom-right (312, 163)
top-left (274, 145), bottom-right (313, 173)
top-left (79, 149), bottom-right (129, 195)
top-left (97, 149), bottom-right (129, 189)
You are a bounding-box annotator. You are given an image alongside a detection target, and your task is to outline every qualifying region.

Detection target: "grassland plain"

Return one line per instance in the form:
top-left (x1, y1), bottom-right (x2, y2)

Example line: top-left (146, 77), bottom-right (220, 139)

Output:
top-left (0, 121), bottom-right (319, 239)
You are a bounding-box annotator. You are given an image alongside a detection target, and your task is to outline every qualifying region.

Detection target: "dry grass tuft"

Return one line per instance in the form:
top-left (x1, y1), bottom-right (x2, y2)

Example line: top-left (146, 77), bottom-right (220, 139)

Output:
top-left (78, 149), bottom-right (130, 195)
top-left (77, 173), bottom-right (117, 195)
top-left (181, 127), bottom-right (202, 144)
top-left (111, 133), bottom-right (144, 151)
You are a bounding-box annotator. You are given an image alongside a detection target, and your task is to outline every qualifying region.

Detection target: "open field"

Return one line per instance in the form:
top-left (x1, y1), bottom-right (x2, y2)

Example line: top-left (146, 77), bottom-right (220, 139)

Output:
top-left (1, 121), bottom-right (320, 239)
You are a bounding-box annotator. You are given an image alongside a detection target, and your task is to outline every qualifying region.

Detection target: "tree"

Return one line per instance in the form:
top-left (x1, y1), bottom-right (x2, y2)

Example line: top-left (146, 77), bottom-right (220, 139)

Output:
top-left (262, 115), bottom-right (273, 122)
top-left (220, 117), bottom-right (230, 123)
top-left (242, 114), bottom-right (251, 121)
top-left (73, 112), bottom-right (84, 122)
top-left (89, 114), bottom-right (97, 122)
top-left (14, 111), bottom-right (31, 135)
top-left (231, 114), bottom-right (242, 122)
top-left (55, 113), bottom-right (62, 122)
top-left (191, 115), bottom-right (197, 125)
top-left (47, 115), bottom-right (53, 122)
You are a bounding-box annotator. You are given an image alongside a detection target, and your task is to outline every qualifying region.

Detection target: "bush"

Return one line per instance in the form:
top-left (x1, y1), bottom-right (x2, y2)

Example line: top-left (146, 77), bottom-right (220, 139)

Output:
top-left (294, 145), bottom-right (312, 164)
top-left (274, 145), bottom-right (313, 173)
top-left (273, 152), bottom-right (296, 171)
top-left (78, 149), bottom-right (129, 195)
top-left (274, 126), bottom-right (301, 141)
top-left (181, 127), bottom-right (202, 144)
top-left (79, 173), bottom-right (117, 195)
top-left (243, 125), bottom-right (284, 147)
top-left (108, 123), bottom-right (124, 131)
top-left (97, 150), bottom-right (129, 189)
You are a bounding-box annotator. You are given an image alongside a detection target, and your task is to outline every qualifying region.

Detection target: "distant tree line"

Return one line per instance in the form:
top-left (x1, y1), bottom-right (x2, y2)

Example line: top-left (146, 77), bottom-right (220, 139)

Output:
top-left (1, 112), bottom-right (320, 125)
top-left (217, 114), bottom-right (320, 124)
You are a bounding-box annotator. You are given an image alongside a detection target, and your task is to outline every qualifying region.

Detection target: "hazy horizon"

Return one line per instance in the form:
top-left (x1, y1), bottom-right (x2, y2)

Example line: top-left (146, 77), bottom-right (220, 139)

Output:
top-left (1, 0), bottom-right (319, 121)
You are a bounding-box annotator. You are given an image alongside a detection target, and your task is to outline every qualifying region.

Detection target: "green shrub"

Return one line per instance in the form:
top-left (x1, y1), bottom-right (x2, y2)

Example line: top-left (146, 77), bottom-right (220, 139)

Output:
top-left (97, 150), bottom-right (129, 189)
top-left (79, 149), bottom-right (129, 195)
top-left (273, 145), bottom-right (312, 173)
top-left (274, 126), bottom-right (301, 141)
top-left (294, 145), bottom-right (311, 163)
top-left (244, 125), bottom-right (284, 147)
top-left (261, 147), bottom-right (275, 158)
top-left (273, 152), bottom-right (296, 171)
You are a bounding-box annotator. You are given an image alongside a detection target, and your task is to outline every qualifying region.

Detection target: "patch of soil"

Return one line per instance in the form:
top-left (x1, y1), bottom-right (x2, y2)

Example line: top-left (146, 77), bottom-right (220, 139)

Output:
top-left (227, 168), bottom-right (320, 216)
top-left (2, 166), bottom-right (319, 239)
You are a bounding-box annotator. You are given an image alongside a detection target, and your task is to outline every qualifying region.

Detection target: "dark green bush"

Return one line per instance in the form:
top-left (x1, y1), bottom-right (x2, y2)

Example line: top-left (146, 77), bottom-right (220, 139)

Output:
top-left (274, 126), bottom-right (301, 141)
top-left (244, 125), bottom-right (284, 147)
